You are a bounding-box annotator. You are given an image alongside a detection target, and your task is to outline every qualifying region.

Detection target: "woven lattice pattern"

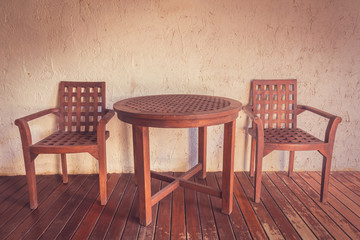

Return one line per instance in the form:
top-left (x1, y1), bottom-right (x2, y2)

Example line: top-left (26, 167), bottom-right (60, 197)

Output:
top-left (59, 82), bottom-right (105, 132)
top-left (264, 128), bottom-right (322, 144)
top-left (125, 95), bottom-right (231, 113)
top-left (252, 80), bottom-right (297, 129)
top-left (35, 131), bottom-right (97, 146)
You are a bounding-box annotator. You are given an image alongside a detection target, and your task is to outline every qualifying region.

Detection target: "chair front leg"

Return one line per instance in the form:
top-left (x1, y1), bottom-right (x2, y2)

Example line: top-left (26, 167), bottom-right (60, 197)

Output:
top-left (288, 151), bottom-right (295, 177)
top-left (98, 145), bottom-right (108, 205)
top-left (319, 116), bottom-right (340, 203)
top-left (15, 119), bottom-right (38, 209)
top-left (24, 151), bottom-right (38, 209)
top-left (96, 110), bottom-right (114, 204)
top-left (254, 145), bottom-right (263, 203)
top-left (253, 119), bottom-right (264, 203)
top-left (320, 152), bottom-right (332, 202)
top-left (61, 154), bottom-right (68, 183)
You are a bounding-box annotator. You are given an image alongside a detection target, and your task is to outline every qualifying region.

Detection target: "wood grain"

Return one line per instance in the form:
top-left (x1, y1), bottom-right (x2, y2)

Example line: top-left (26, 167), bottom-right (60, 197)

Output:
top-left (244, 79), bottom-right (342, 203)
top-left (1, 172), bottom-right (359, 239)
top-left (14, 81), bottom-right (115, 210)
top-left (114, 94), bottom-right (242, 225)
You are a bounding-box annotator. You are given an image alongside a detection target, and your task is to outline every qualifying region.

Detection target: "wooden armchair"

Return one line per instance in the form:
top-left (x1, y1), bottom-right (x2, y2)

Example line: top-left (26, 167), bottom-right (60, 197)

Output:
top-left (243, 79), bottom-right (341, 203)
top-left (15, 81), bottom-right (114, 209)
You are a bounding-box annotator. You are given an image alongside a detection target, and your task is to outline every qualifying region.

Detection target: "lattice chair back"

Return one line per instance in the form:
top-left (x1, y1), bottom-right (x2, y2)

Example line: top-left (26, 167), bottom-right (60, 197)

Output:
top-left (251, 79), bottom-right (297, 129)
top-left (59, 82), bottom-right (106, 132)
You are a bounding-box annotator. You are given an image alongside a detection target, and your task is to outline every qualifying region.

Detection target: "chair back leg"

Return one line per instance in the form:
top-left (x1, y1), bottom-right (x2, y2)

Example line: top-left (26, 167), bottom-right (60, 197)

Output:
top-left (61, 154), bottom-right (68, 183)
top-left (250, 137), bottom-right (256, 177)
top-left (288, 151), bottom-right (295, 177)
top-left (198, 127), bottom-right (207, 179)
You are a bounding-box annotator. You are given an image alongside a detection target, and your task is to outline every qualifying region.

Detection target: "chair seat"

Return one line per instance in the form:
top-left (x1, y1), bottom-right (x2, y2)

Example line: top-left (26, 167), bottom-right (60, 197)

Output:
top-left (264, 128), bottom-right (322, 144)
top-left (248, 128), bottom-right (324, 150)
top-left (30, 131), bottom-right (110, 154)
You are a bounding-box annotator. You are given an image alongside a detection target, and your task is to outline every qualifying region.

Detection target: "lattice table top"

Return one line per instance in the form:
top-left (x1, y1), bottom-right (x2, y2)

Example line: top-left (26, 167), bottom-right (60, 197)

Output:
top-left (113, 94), bottom-right (242, 128)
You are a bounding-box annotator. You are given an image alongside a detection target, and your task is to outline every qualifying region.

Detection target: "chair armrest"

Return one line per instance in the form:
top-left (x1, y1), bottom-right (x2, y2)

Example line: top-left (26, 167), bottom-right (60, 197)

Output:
top-left (97, 109), bottom-right (115, 143)
top-left (243, 105), bottom-right (263, 127)
top-left (243, 105), bottom-right (265, 143)
top-left (297, 105), bottom-right (340, 120)
top-left (98, 109), bottom-right (115, 128)
top-left (14, 108), bottom-right (60, 147)
top-left (243, 105), bottom-right (257, 120)
top-left (14, 108), bottom-right (59, 124)
top-left (297, 105), bottom-right (342, 144)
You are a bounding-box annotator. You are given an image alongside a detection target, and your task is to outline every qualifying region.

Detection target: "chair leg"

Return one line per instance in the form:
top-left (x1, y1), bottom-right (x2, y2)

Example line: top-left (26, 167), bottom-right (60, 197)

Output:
top-left (98, 147), bottom-right (108, 205)
top-left (250, 137), bottom-right (256, 177)
top-left (61, 154), bottom-right (68, 183)
top-left (24, 151), bottom-right (38, 209)
top-left (254, 145), bottom-right (263, 203)
top-left (288, 151), bottom-right (295, 177)
top-left (320, 153), bottom-right (332, 202)
top-left (198, 127), bottom-right (207, 179)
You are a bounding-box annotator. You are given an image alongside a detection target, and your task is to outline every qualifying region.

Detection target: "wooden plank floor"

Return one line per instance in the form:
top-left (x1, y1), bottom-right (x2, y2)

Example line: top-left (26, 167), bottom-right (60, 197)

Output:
top-left (0, 171), bottom-right (359, 239)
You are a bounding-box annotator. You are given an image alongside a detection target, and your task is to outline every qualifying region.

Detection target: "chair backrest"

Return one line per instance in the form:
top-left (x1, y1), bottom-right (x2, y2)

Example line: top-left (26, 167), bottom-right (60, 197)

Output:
top-left (59, 81), bottom-right (106, 132)
top-left (251, 79), bottom-right (297, 129)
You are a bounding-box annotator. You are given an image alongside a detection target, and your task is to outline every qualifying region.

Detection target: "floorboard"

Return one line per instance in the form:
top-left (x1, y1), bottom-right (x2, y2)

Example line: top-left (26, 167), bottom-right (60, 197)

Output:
top-left (325, 172), bottom-right (360, 207)
top-left (3, 175), bottom-right (78, 239)
top-left (21, 175), bottom-right (89, 240)
top-left (71, 174), bottom-right (121, 240)
top-left (195, 176), bottom-right (218, 240)
top-left (0, 171), bottom-right (358, 239)
top-left (262, 174), bottom-right (316, 239)
top-left (245, 172), bottom-right (300, 240)
top-left (290, 172), bottom-right (359, 239)
top-left (105, 175), bottom-right (137, 239)
top-left (0, 175), bottom-right (44, 224)
top-left (332, 172), bottom-right (360, 196)
top-left (218, 173), bottom-right (253, 240)
top-left (154, 172), bottom-right (172, 240)
top-left (266, 172), bottom-right (332, 239)
top-left (89, 174), bottom-right (130, 239)
top-left (236, 172), bottom-right (282, 239)
top-left (137, 178), bottom-right (161, 240)
top-left (299, 172), bottom-right (360, 231)
top-left (56, 175), bottom-right (102, 239)
top-left (207, 173), bottom-right (235, 240)
top-left (38, 175), bottom-right (98, 240)
top-left (171, 173), bottom-right (186, 239)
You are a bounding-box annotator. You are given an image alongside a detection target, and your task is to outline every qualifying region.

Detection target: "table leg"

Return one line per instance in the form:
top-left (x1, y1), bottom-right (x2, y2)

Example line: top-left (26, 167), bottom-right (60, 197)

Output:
top-left (198, 127), bottom-right (207, 179)
top-left (132, 125), bottom-right (152, 226)
top-left (222, 120), bottom-right (236, 214)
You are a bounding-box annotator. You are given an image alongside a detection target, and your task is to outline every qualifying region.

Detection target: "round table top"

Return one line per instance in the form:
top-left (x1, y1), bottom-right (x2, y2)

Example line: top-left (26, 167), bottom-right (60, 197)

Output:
top-left (113, 94), bottom-right (242, 128)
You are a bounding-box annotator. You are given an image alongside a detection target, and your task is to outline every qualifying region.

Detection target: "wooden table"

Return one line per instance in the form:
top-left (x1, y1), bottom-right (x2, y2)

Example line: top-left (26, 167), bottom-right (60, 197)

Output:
top-left (114, 94), bottom-right (242, 226)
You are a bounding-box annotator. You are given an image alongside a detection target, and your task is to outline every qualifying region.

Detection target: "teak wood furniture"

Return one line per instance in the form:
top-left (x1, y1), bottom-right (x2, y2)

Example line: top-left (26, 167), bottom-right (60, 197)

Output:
top-left (243, 79), bottom-right (341, 203)
top-left (15, 81), bottom-right (114, 209)
top-left (114, 94), bottom-right (242, 226)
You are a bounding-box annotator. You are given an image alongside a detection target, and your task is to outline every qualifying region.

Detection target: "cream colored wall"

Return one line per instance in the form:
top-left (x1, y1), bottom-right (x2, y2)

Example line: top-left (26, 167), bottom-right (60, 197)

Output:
top-left (1, 0), bottom-right (359, 175)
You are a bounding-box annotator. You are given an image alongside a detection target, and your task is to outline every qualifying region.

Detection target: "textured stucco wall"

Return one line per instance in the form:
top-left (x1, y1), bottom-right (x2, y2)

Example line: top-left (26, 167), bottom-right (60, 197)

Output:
top-left (1, 0), bottom-right (359, 175)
